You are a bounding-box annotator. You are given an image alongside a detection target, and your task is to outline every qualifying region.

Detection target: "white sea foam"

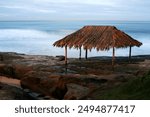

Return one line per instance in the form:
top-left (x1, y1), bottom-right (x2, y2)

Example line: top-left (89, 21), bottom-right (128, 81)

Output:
top-left (0, 29), bottom-right (65, 56)
top-left (0, 29), bottom-right (149, 57)
top-left (0, 29), bottom-right (62, 40)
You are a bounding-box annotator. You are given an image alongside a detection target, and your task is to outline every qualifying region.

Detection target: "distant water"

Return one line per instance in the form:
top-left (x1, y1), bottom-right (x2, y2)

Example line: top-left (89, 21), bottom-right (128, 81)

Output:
top-left (0, 20), bottom-right (150, 57)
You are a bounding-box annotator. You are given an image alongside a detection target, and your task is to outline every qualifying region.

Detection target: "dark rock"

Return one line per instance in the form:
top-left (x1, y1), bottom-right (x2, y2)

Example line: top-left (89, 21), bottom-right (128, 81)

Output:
top-left (64, 83), bottom-right (89, 100)
top-left (0, 64), bottom-right (15, 77)
top-left (0, 52), bottom-right (23, 61)
top-left (115, 75), bottom-right (127, 82)
top-left (60, 74), bottom-right (107, 87)
top-left (0, 83), bottom-right (33, 100)
top-left (43, 96), bottom-right (54, 100)
top-left (13, 65), bottom-right (33, 79)
top-left (55, 56), bottom-right (65, 61)
top-left (28, 92), bottom-right (44, 99)
top-left (52, 80), bottom-right (67, 99)
top-left (0, 55), bottom-right (3, 61)
top-left (21, 72), bottom-right (67, 99)
top-left (23, 89), bottom-right (30, 93)
top-left (135, 70), bottom-right (149, 77)
top-left (0, 64), bottom-right (32, 79)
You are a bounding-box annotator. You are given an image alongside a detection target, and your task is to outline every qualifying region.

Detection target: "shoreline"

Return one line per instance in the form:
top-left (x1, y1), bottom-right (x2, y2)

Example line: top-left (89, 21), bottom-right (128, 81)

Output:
top-left (1, 51), bottom-right (150, 59)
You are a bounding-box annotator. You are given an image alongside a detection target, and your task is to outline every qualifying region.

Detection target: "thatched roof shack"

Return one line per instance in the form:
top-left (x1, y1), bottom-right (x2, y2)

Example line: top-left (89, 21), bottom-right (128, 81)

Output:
top-left (53, 26), bottom-right (142, 65)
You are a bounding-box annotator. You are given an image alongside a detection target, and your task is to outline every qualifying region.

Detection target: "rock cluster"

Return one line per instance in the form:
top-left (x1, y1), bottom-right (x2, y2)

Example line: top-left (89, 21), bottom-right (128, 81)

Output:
top-left (1, 52), bottom-right (150, 100)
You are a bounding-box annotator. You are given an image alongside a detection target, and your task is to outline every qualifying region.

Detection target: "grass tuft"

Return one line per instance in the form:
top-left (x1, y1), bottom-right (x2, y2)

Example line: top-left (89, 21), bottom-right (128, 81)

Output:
top-left (96, 71), bottom-right (150, 100)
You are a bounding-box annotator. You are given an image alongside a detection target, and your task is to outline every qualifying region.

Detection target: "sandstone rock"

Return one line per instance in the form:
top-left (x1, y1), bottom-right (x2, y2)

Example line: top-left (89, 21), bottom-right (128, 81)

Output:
top-left (0, 64), bottom-right (15, 77)
top-left (64, 83), bottom-right (89, 100)
top-left (21, 72), bottom-right (67, 99)
top-left (51, 79), bottom-right (67, 99)
top-left (13, 65), bottom-right (33, 79)
top-left (0, 64), bottom-right (32, 79)
top-left (114, 74), bottom-right (134, 82)
top-left (60, 74), bottom-right (107, 87)
top-left (0, 83), bottom-right (32, 100)
top-left (135, 70), bottom-right (149, 78)
top-left (21, 71), bottom-right (58, 92)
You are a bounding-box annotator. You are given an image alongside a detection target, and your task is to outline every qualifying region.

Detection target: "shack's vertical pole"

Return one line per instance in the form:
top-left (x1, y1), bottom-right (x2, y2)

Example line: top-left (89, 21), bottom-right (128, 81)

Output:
top-left (129, 45), bottom-right (132, 63)
top-left (85, 49), bottom-right (88, 60)
top-left (112, 47), bottom-right (115, 67)
top-left (65, 45), bottom-right (67, 65)
top-left (79, 47), bottom-right (81, 60)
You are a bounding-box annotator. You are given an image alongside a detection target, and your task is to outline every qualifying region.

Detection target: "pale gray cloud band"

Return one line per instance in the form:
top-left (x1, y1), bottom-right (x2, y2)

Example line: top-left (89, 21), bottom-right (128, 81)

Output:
top-left (0, 0), bottom-right (150, 20)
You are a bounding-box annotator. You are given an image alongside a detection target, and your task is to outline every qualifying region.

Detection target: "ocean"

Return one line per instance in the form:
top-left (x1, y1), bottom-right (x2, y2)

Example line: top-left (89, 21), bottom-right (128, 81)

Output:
top-left (0, 20), bottom-right (150, 58)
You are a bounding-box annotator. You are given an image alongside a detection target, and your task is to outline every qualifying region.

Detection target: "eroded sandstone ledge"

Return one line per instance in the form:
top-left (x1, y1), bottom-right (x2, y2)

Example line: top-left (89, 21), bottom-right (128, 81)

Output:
top-left (0, 52), bottom-right (150, 100)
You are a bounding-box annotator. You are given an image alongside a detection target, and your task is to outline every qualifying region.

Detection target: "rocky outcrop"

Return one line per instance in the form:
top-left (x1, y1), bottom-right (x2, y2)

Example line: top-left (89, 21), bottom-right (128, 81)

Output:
top-left (64, 83), bottom-right (89, 99)
top-left (1, 52), bottom-right (150, 100)
top-left (0, 64), bottom-right (15, 77)
top-left (20, 72), bottom-right (108, 99)
top-left (55, 56), bottom-right (65, 61)
top-left (21, 72), bottom-right (67, 99)
top-left (0, 64), bottom-right (32, 79)
top-left (0, 83), bottom-right (32, 100)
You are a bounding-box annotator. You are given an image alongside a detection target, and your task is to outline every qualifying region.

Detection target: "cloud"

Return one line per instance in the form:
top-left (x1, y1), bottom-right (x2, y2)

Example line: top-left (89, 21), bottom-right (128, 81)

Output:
top-left (0, 13), bottom-right (9, 16)
top-left (0, 5), bottom-right (56, 13)
top-left (34, 0), bottom-right (116, 6)
top-left (0, 0), bottom-right (150, 20)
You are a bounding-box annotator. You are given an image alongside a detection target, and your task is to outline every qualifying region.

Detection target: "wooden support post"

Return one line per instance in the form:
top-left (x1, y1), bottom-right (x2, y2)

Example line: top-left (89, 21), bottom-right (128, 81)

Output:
top-left (65, 45), bottom-right (67, 65)
top-left (85, 49), bottom-right (88, 60)
top-left (129, 46), bottom-right (132, 63)
top-left (79, 47), bottom-right (81, 60)
top-left (112, 47), bottom-right (115, 67)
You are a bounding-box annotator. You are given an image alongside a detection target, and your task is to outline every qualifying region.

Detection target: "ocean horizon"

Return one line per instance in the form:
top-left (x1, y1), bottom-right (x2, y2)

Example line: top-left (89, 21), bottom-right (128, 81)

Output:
top-left (0, 20), bottom-right (150, 58)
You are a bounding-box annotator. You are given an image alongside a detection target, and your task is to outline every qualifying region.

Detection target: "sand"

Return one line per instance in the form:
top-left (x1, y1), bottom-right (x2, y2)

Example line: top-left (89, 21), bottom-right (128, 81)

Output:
top-left (0, 76), bottom-right (20, 87)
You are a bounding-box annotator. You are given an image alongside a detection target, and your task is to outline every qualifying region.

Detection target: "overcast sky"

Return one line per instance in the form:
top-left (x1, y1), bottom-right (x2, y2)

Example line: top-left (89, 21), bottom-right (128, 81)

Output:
top-left (0, 0), bottom-right (150, 21)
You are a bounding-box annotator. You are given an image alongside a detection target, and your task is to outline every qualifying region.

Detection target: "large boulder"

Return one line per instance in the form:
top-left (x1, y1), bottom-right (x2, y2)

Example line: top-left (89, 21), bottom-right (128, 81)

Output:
top-left (21, 73), bottom-right (107, 100)
top-left (0, 64), bottom-right (32, 79)
top-left (0, 64), bottom-right (15, 77)
top-left (21, 72), bottom-right (67, 99)
top-left (13, 64), bottom-right (33, 79)
top-left (51, 80), bottom-right (67, 99)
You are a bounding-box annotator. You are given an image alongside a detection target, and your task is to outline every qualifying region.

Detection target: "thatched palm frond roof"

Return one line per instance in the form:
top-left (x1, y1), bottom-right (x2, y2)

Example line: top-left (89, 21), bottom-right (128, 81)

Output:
top-left (53, 26), bottom-right (142, 50)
